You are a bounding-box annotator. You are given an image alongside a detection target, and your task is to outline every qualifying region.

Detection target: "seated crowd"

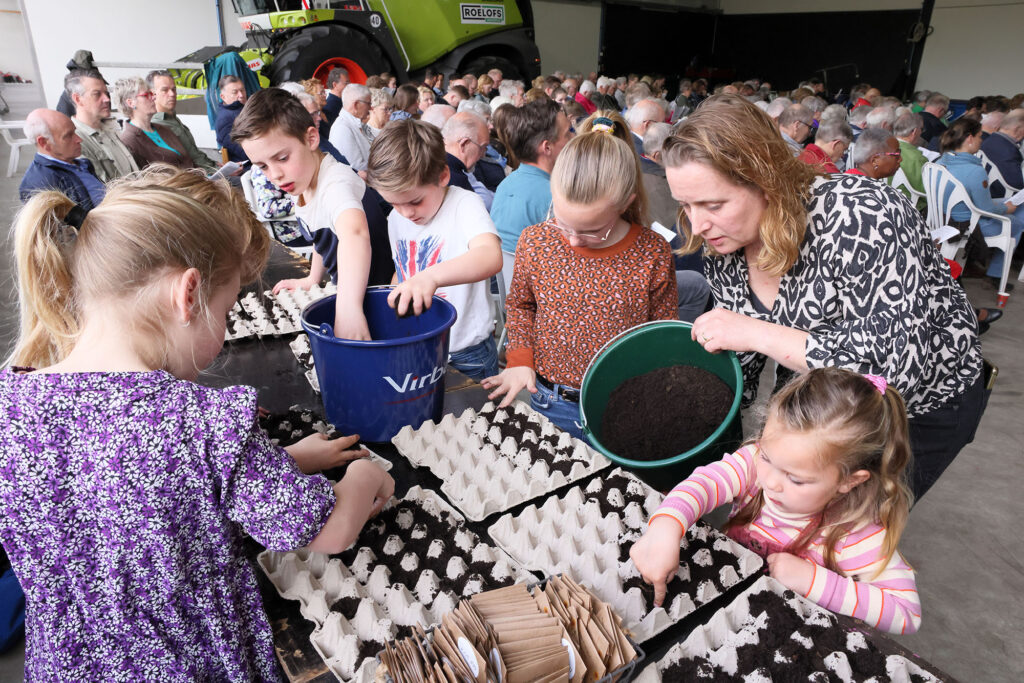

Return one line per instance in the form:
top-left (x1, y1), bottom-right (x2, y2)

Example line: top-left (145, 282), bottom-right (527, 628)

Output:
top-left (5, 55), bottom-right (1006, 678)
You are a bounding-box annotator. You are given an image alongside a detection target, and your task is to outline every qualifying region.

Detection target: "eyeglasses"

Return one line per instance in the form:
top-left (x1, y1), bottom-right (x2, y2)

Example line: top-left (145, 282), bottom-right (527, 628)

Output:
top-left (356, 99), bottom-right (372, 106)
top-left (879, 151), bottom-right (902, 158)
top-left (545, 207), bottom-right (614, 244)
top-left (797, 120), bottom-right (813, 129)
top-left (462, 137), bottom-right (489, 154)
top-left (135, 91), bottom-right (155, 100)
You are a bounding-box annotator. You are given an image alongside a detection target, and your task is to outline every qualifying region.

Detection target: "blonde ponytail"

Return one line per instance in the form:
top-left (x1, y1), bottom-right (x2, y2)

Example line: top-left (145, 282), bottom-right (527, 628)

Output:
top-left (9, 192), bottom-right (82, 368)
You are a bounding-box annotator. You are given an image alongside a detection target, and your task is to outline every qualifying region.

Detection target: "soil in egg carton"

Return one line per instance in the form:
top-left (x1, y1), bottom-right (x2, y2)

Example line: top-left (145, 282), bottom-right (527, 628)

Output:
top-left (587, 473), bottom-right (650, 518)
top-left (259, 408), bottom-right (330, 445)
top-left (332, 500), bottom-right (516, 598)
top-left (661, 589), bottom-right (904, 681)
top-left (620, 541), bottom-right (741, 614)
top-left (477, 404), bottom-right (583, 477)
top-left (602, 366), bottom-right (734, 462)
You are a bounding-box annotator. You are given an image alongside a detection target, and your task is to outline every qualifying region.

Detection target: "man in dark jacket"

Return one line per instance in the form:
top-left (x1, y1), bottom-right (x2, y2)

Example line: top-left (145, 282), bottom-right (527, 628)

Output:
top-left (322, 67), bottom-right (348, 126)
top-left (215, 75), bottom-right (249, 162)
top-left (19, 109), bottom-right (105, 211)
top-left (980, 108), bottom-right (1024, 197)
top-left (920, 92), bottom-right (950, 145)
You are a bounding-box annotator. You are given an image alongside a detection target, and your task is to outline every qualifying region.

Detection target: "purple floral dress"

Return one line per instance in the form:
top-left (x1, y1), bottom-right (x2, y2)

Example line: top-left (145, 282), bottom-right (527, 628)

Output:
top-left (0, 369), bottom-right (336, 681)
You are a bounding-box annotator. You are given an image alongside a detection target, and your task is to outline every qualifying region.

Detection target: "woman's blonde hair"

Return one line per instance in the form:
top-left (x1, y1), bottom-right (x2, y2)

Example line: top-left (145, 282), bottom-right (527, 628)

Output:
top-left (9, 167), bottom-right (268, 370)
top-left (113, 76), bottom-right (147, 118)
top-left (726, 368), bottom-right (914, 578)
top-left (662, 94), bottom-right (820, 276)
top-left (550, 110), bottom-right (648, 226)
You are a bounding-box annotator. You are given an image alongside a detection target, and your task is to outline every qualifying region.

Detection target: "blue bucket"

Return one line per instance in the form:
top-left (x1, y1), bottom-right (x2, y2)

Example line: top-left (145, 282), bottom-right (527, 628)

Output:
top-left (300, 288), bottom-right (458, 442)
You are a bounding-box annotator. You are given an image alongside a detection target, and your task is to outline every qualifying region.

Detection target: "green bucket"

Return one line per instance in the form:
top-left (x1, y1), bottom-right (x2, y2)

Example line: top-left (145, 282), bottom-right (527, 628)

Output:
top-left (579, 321), bottom-right (744, 492)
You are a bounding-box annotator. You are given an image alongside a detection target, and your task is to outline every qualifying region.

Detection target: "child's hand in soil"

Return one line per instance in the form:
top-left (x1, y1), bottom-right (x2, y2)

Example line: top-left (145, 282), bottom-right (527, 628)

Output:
top-left (767, 552), bottom-right (816, 595)
top-left (388, 272), bottom-right (440, 317)
top-left (630, 516), bottom-right (685, 607)
top-left (481, 366), bottom-right (537, 407)
top-left (285, 433), bottom-right (369, 474)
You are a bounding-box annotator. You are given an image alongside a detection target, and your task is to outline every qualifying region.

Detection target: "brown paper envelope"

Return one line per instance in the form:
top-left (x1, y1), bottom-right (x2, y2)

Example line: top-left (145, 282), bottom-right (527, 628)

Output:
top-left (532, 666), bottom-right (572, 683)
top-left (573, 622), bottom-right (606, 680)
top-left (488, 614), bottom-right (558, 628)
top-left (505, 650), bottom-right (570, 683)
top-left (559, 626), bottom-right (587, 683)
top-left (496, 625), bottom-right (563, 644)
top-left (497, 633), bottom-right (564, 653)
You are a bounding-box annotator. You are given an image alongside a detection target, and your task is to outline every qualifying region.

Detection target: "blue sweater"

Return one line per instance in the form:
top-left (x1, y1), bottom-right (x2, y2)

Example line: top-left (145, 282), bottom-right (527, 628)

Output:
top-left (936, 152), bottom-right (1007, 222)
top-left (490, 164), bottom-right (552, 253)
top-left (215, 101), bottom-right (248, 163)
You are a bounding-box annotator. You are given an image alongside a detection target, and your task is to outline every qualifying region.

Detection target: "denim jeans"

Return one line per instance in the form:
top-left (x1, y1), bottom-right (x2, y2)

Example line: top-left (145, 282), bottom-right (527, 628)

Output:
top-left (676, 270), bottom-right (711, 323)
top-left (448, 336), bottom-right (499, 382)
top-left (530, 380), bottom-right (585, 441)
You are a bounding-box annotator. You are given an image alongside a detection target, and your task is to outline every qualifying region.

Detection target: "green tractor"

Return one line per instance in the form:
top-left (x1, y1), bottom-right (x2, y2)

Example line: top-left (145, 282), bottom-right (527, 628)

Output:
top-left (225, 0), bottom-right (541, 86)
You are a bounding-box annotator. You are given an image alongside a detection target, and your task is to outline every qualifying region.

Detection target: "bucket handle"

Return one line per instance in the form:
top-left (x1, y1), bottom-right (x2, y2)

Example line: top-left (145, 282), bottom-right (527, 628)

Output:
top-left (319, 322), bottom-right (334, 337)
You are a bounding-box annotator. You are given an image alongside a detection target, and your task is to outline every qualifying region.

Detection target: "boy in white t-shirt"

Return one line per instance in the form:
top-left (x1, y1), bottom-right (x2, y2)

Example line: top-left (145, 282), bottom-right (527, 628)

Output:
top-left (366, 119), bottom-right (503, 380)
top-left (233, 88), bottom-right (376, 340)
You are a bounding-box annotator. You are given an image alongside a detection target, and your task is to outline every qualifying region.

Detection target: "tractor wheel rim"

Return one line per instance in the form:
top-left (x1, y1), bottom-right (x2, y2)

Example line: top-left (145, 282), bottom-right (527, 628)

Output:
top-left (313, 57), bottom-right (368, 85)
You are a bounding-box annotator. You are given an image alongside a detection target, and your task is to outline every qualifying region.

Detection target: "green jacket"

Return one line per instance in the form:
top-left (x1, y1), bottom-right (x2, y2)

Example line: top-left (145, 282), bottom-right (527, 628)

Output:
top-left (152, 111), bottom-right (218, 172)
top-left (891, 139), bottom-right (927, 212)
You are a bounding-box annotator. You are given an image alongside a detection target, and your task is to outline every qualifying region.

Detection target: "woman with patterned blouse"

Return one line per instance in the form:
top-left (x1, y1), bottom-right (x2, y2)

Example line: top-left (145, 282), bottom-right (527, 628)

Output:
top-left (662, 94), bottom-right (984, 502)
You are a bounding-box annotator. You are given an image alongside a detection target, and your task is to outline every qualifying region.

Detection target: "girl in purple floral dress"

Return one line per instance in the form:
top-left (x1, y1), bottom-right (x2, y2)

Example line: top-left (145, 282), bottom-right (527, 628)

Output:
top-left (0, 170), bottom-right (394, 681)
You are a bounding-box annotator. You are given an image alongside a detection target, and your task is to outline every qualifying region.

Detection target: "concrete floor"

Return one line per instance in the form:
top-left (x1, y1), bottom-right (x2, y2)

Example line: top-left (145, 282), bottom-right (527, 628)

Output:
top-left (0, 85), bottom-right (1022, 681)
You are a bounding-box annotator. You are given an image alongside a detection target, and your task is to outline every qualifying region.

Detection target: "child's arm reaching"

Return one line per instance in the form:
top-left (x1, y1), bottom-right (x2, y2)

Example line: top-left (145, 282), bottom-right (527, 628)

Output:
top-left (387, 233), bottom-right (502, 316)
top-left (482, 236), bottom-right (537, 406)
top-left (333, 207), bottom-right (373, 340)
top-left (273, 250), bottom-right (328, 294)
top-left (767, 530), bottom-right (922, 635)
top-left (307, 459), bottom-right (395, 554)
top-left (631, 447), bottom-right (757, 606)
top-left (284, 432), bottom-right (369, 474)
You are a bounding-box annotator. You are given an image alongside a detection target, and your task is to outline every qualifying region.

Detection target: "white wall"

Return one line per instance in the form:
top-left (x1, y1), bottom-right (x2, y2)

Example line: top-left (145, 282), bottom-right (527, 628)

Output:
top-left (916, 0), bottom-right (1024, 99)
top-left (0, 0), bottom-right (39, 83)
top-left (532, 0), bottom-right (603, 75)
top-left (22, 0), bottom-right (233, 108)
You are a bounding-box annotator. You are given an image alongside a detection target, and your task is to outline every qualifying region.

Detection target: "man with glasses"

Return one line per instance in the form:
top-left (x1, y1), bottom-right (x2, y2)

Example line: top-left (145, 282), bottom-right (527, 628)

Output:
top-left (66, 69), bottom-right (138, 182)
top-left (147, 70), bottom-right (218, 173)
top-left (442, 112), bottom-right (495, 209)
top-left (329, 83), bottom-right (374, 171)
top-left (777, 103), bottom-right (815, 155)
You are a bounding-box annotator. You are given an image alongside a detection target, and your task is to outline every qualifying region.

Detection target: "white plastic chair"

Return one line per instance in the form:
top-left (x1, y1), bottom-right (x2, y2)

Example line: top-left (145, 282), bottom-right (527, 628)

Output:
top-left (978, 150), bottom-right (1021, 199)
top-left (922, 162), bottom-right (1016, 294)
top-left (493, 250), bottom-right (515, 353)
top-left (0, 115), bottom-right (32, 178)
top-left (890, 167), bottom-right (926, 209)
top-left (240, 170), bottom-right (313, 260)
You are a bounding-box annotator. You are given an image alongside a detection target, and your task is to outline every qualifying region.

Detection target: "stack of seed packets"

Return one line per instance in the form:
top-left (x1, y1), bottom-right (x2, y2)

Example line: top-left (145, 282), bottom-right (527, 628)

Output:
top-left (377, 576), bottom-right (639, 683)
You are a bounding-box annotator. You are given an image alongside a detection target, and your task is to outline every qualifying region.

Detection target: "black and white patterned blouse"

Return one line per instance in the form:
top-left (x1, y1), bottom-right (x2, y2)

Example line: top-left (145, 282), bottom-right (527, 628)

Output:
top-left (705, 174), bottom-right (983, 418)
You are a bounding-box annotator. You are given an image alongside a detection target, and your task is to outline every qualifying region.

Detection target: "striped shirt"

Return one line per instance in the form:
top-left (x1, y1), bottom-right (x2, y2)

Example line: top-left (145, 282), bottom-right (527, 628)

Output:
top-left (652, 445), bottom-right (921, 634)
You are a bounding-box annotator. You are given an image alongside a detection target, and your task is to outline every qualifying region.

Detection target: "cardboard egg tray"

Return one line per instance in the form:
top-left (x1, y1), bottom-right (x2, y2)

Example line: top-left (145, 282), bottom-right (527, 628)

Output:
top-left (289, 334), bottom-right (321, 393)
top-left (257, 486), bottom-right (535, 682)
top-left (391, 401), bottom-right (612, 521)
top-left (486, 468), bottom-right (763, 643)
top-left (258, 406), bottom-right (392, 472)
top-left (633, 575), bottom-right (941, 682)
top-left (225, 282), bottom-right (336, 341)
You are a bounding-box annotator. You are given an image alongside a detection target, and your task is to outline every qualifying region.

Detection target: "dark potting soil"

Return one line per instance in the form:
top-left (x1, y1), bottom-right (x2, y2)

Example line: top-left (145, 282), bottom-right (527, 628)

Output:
top-left (477, 403), bottom-right (586, 477)
top-left (258, 407), bottom-right (333, 446)
top-left (661, 588), bottom-right (894, 680)
top-left (602, 365), bottom-right (733, 461)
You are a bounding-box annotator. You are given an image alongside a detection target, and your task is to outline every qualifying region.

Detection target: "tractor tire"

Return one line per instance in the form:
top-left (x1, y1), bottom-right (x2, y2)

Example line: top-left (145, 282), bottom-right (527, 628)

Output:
top-left (266, 23), bottom-right (390, 85)
top-left (459, 55), bottom-right (522, 81)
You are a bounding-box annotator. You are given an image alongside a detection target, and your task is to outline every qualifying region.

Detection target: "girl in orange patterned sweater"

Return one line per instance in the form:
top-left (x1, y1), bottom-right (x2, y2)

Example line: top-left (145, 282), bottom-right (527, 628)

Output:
top-left (481, 126), bottom-right (678, 438)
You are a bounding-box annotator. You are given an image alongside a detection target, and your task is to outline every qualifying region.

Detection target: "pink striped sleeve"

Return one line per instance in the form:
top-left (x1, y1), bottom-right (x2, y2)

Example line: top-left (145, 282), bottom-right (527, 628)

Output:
top-left (804, 525), bottom-right (921, 634)
top-left (650, 446), bottom-right (756, 530)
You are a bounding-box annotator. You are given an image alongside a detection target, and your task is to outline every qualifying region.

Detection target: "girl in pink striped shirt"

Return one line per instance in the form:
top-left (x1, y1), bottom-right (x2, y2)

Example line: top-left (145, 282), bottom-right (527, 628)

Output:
top-left (630, 368), bottom-right (920, 634)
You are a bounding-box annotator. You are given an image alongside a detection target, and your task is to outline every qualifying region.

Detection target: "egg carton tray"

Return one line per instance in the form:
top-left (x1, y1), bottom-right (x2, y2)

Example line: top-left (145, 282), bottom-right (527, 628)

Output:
top-left (633, 575), bottom-right (941, 683)
top-left (289, 334), bottom-right (320, 393)
top-left (258, 406), bottom-right (391, 472)
top-left (486, 468), bottom-right (763, 643)
top-left (257, 486), bottom-right (535, 682)
top-left (225, 282), bottom-right (336, 342)
top-left (391, 400), bottom-right (612, 521)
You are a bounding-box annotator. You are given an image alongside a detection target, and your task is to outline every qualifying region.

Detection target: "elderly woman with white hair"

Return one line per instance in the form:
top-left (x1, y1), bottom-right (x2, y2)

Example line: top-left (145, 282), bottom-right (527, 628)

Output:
top-left (366, 88), bottom-right (394, 138)
top-left (114, 76), bottom-right (194, 170)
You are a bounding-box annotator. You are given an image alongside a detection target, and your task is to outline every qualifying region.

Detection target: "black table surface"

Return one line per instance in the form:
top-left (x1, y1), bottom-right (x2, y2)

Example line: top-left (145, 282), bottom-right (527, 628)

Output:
top-left (205, 243), bottom-right (956, 682)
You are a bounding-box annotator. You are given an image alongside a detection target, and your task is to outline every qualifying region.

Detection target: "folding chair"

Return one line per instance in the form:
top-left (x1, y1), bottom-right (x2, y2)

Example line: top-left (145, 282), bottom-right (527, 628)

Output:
top-left (922, 162), bottom-right (1016, 295)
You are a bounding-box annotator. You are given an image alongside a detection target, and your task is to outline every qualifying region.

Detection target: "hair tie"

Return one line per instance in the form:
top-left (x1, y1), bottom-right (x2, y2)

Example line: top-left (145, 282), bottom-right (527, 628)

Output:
top-left (863, 374), bottom-right (887, 394)
top-left (62, 204), bottom-right (88, 232)
top-left (591, 116), bottom-right (615, 133)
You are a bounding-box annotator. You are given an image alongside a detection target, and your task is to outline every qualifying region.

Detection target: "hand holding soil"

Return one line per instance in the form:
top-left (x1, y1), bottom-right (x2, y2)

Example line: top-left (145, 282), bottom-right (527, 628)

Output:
top-left (387, 271), bottom-right (439, 317)
top-left (767, 552), bottom-right (816, 596)
top-left (285, 432), bottom-right (368, 474)
top-left (691, 307), bottom-right (767, 354)
top-left (630, 516), bottom-right (685, 606)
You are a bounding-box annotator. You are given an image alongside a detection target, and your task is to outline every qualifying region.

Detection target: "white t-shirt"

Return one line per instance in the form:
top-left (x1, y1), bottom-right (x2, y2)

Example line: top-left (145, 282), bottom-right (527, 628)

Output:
top-left (388, 186), bottom-right (498, 352)
top-left (291, 155), bottom-right (365, 235)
